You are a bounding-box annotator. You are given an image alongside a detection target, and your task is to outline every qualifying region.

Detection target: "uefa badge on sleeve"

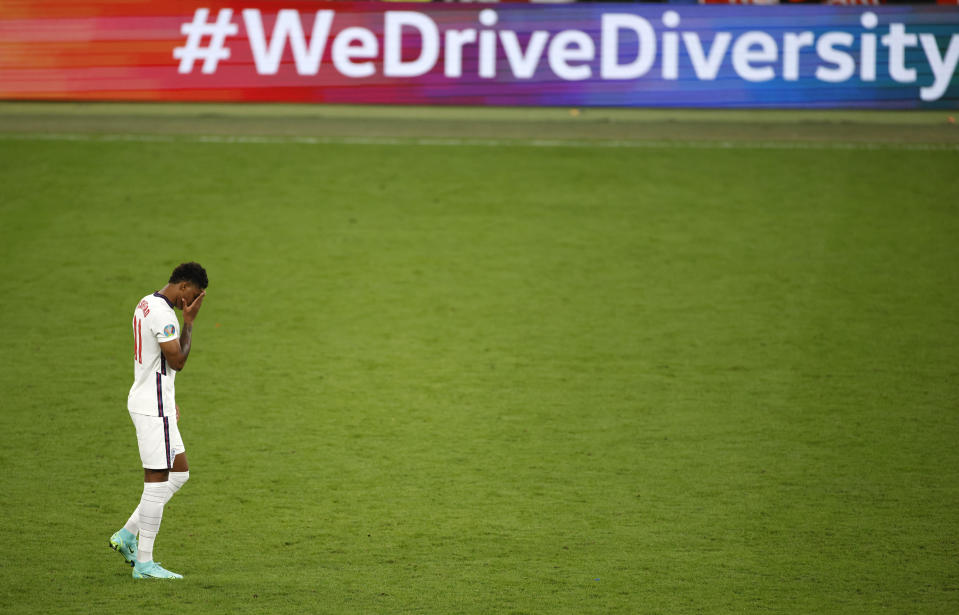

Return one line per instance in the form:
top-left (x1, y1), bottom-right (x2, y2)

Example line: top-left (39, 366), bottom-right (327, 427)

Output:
top-left (164, 324), bottom-right (176, 337)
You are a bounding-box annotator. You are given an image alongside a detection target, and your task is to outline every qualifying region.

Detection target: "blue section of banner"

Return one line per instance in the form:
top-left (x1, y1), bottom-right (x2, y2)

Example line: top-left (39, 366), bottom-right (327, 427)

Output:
top-left (470, 4), bottom-right (959, 109)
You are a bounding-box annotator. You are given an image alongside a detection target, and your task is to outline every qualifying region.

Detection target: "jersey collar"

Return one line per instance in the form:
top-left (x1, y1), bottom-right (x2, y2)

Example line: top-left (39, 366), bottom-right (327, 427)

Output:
top-left (153, 291), bottom-right (175, 309)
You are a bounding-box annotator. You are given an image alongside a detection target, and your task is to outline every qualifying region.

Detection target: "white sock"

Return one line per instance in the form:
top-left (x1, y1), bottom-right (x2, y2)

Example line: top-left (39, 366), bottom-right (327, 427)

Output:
top-left (135, 482), bottom-right (169, 563)
top-left (123, 507), bottom-right (140, 536)
top-left (123, 472), bottom-right (189, 536)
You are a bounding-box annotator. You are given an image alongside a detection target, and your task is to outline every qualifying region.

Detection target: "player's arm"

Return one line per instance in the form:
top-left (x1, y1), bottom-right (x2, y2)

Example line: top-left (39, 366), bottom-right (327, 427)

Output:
top-left (159, 291), bottom-right (205, 371)
top-left (160, 335), bottom-right (191, 371)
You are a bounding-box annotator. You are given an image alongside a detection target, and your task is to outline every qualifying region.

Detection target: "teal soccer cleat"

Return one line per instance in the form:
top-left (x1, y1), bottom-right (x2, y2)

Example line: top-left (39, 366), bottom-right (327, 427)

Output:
top-left (109, 530), bottom-right (137, 567)
top-left (132, 560), bottom-right (183, 579)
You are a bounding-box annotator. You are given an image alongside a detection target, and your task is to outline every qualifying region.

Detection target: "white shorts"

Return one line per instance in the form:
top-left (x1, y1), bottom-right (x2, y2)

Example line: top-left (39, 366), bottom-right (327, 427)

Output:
top-left (129, 412), bottom-right (186, 469)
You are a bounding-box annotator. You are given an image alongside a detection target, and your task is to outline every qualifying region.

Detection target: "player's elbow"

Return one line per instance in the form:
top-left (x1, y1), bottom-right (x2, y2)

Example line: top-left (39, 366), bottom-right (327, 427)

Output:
top-left (167, 355), bottom-right (188, 371)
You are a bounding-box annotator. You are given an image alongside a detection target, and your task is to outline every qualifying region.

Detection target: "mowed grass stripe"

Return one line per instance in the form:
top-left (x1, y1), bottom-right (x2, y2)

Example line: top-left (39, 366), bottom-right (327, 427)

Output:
top-left (2, 103), bottom-right (958, 145)
top-left (0, 101), bottom-right (953, 125)
top-left (3, 131), bottom-right (959, 151)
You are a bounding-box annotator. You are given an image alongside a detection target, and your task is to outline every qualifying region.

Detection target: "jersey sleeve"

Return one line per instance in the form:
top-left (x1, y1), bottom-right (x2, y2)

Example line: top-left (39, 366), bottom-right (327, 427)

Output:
top-left (149, 309), bottom-right (180, 343)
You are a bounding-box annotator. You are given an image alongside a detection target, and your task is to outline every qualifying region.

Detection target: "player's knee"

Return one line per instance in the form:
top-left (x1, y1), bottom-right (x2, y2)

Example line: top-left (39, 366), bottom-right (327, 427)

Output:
top-left (170, 470), bottom-right (190, 491)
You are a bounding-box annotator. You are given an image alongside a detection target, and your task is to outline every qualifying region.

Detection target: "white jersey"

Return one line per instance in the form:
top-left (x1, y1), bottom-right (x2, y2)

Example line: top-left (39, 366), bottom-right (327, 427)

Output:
top-left (128, 292), bottom-right (180, 417)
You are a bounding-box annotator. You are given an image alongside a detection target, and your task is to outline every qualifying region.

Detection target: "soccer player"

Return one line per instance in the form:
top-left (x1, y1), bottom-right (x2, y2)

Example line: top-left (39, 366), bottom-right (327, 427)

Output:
top-left (109, 262), bottom-right (208, 579)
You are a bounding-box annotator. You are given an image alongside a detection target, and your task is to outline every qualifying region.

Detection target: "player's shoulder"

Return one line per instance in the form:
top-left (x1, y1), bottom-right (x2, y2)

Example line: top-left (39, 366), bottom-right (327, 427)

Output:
top-left (136, 292), bottom-right (176, 318)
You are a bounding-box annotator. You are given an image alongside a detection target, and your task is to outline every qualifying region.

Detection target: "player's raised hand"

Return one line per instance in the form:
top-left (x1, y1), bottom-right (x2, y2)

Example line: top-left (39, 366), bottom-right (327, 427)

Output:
top-left (183, 290), bottom-right (206, 323)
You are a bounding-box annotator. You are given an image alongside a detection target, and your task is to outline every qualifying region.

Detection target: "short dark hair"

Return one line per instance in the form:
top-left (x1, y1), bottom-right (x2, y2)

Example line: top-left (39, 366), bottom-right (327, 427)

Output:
top-left (169, 262), bottom-right (208, 289)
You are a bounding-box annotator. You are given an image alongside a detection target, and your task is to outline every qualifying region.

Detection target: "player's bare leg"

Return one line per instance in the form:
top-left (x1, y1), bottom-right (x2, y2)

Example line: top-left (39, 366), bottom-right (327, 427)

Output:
top-left (172, 452), bottom-right (189, 473)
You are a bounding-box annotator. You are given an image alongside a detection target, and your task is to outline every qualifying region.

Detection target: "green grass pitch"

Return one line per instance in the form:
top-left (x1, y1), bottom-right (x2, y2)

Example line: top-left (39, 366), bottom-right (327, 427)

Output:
top-left (0, 104), bottom-right (957, 614)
